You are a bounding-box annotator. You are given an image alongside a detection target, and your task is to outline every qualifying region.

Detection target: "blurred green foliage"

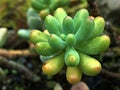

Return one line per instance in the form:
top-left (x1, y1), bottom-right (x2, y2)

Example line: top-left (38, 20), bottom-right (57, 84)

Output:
top-left (0, 0), bottom-right (88, 30)
top-left (0, 0), bottom-right (30, 30)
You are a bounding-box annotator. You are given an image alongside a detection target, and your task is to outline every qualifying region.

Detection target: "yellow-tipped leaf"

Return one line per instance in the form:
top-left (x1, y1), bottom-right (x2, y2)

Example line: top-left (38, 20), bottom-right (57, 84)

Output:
top-left (42, 52), bottom-right (64, 76)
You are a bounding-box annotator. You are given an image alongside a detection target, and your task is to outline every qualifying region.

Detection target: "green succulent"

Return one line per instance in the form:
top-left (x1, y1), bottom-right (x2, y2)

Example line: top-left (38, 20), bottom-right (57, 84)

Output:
top-left (26, 8), bottom-right (42, 29)
top-left (17, 8), bottom-right (42, 39)
top-left (18, 0), bottom-right (70, 39)
top-left (30, 0), bottom-right (70, 19)
top-left (30, 8), bottom-right (110, 84)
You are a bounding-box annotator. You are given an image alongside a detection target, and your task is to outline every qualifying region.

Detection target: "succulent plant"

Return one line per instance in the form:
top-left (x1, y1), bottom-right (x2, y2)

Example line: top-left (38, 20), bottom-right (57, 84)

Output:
top-left (30, 8), bottom-right (110, 84)
top-left (17, 29), bottom-right (32, 39)
top-left (17, 8), bottom-right (42, 39)
top-left (18, 0), bottom-right (70, 39)
top-left (26, 8), bottom-right (42, 30)
top-left (30, 0), bottom-right (70, 19)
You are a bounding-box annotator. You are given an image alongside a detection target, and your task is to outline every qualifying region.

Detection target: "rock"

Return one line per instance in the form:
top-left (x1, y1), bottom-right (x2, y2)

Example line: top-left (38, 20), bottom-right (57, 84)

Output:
top-left (71, 81), bottom-right (89, 90)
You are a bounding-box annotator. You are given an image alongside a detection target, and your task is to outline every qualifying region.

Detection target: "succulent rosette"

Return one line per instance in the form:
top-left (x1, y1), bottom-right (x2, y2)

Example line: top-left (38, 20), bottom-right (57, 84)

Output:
top-left (17, 8), bottom-right (42, 39)
top-left (30, 0), bottom-right (70, 19)
top-left (18, 0), bottom-right (70, 39)
top-left (30, 8), bottom-right (110, 84)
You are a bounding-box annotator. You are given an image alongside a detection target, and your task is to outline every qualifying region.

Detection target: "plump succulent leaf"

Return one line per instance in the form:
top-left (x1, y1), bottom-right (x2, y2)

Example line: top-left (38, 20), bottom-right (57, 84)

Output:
top-left (78, 52), bottom-right (102, 76)
top-left (49, 0), bottom-right (69, 10)
top-left (73, 9), bottom-right (89, 33)
top-left (75, 17), bottom-right (94, 42)
top-left (49, 0), bottom-right (59, 10)
top-left (27, 8), bottom-right (42, 29)
top-left (90, 16), bottom-right (105, 38)
top-left (27, 8), bottom-right (39, 17)
top-left (75, 35), bottom-right (110, 55)
top-left (54, 8), bottom-right (67, 25)
top-left (30, 0), bottom-right (46, 10)
top-left (66, 34), bottom-right (76, 47)
top-left (35, 42), bottom-right (58, 56)
top-left (65, 47), bottom-right (80, 67)
top-left (39, 9), bottom-right (50, 19)
top-left (60, 34), bottom-right (66, 41)
top-left (42, 52), bottom-right (64, 76)
top-left (17, 29), bottom-right (32, 39)
top-left (45, 15), bottom-right (62, 35)
top-left (48, 34), bottom-right (66, 50)
top-left (62, 16), bottom-right (74, 35)
top-left (30, 30), bottom-right (49, 44)
top-left (27, 16), bottom-right (42, 29)
top-left (43, 30), bottom-right (50, 35)
top-left (66, 66), bottom-right (82, 84)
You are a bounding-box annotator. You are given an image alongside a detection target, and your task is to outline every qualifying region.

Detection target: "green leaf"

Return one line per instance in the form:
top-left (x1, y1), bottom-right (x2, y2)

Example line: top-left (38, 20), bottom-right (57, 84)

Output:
top-left (48, 34), bottom-right (66, 50)
top-left (45, 15), bottom-right (62, 35)
top-left (62, 16), bottom-right (74, 35)
top-left (75, 17), bottom-right (94, 42)
top-left (73, 9), bottom-right (89, 33)
top-left (35, 42), bottom-right (58, 56)
top-left (75, 35), bottom-right (110, 55)
top-left (65, 47), bottom-right (80, 67)
top-left (54, 8), bottom-right (67, 25)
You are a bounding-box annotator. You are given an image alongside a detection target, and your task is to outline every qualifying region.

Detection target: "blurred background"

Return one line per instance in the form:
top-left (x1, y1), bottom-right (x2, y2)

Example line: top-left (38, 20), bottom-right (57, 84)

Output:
top-left (0, 0), bottom-right (120, 90)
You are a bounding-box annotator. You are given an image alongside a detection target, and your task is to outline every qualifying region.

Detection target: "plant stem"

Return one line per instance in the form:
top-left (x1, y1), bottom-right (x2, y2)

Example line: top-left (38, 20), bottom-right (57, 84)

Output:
top-left (0, 56), bottom-right (40, 82)
top-left (0, 49), bottom-right (37, 58)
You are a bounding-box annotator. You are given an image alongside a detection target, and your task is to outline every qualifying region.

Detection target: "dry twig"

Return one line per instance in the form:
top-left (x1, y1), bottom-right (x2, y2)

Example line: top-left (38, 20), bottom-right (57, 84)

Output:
top-left (87, 0), bottom-right (99, 17)
top-left (0, 56), bottom-right (40, 82)
top-left (101, 68), bottom-right (120, 80)
top-left (0, 48), bottom-right (38, 58)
